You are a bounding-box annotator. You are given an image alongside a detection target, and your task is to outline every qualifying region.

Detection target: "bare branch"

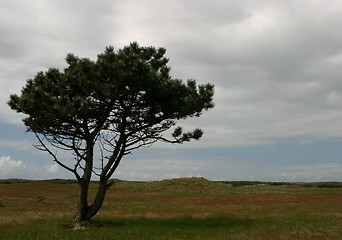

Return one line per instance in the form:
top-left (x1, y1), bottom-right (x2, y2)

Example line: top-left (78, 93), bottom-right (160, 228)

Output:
top-left (33, 132), bottom-right (80, 180)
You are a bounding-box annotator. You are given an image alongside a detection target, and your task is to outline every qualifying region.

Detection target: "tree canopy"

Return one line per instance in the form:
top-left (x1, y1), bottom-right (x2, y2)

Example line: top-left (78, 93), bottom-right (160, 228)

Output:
top-left (8, 42), bottom-right (214, 223)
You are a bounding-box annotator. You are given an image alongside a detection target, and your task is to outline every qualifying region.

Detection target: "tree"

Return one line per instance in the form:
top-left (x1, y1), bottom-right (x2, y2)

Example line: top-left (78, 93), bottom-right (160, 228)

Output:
top-left (8, 42), bottom-right (215, 223)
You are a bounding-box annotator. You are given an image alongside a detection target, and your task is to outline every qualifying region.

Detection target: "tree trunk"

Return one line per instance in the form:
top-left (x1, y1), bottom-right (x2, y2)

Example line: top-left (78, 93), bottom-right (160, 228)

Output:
top-left (74, 140), bottom-right (95, 223)
top-left (74, 179), bottom-right (90, 223)
top-left (74, 179), bottom-right (109, 223)
top-left (87, 180), bottom-right (109, 219)
top-left (73, 139), bottom-right (118, 224)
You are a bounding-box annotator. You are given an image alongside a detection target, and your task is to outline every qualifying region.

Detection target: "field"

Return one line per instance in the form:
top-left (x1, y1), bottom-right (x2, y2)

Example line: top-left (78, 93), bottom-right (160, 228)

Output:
top-left (0, 177), bottom-right (342, 239)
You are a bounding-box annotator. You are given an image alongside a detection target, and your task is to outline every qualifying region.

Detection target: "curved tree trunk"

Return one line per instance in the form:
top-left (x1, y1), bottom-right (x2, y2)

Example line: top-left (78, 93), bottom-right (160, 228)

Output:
top-left (87, 180), bottom-right (109, 219)
top-left (74, 179), bottom-right (109, 223)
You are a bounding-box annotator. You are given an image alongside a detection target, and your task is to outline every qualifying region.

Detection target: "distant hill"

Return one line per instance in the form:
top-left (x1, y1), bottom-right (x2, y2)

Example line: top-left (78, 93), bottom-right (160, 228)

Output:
top-left (1, 177), bottom-right (342, 188)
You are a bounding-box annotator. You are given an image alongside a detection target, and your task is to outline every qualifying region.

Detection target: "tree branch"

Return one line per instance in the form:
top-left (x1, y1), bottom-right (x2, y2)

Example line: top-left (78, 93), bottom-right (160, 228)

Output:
top-left (33, 132), bottom-right (80, 181)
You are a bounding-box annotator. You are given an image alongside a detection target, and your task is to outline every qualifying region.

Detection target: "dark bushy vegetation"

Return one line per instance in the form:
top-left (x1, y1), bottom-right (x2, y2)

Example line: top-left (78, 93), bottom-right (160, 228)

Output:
top-left (0, 179), bottom-right (32, 184)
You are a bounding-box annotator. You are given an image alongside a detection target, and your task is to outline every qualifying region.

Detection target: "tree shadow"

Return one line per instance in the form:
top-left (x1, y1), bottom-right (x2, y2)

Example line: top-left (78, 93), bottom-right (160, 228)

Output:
top-left (67, 215), bottom-right (259, 230)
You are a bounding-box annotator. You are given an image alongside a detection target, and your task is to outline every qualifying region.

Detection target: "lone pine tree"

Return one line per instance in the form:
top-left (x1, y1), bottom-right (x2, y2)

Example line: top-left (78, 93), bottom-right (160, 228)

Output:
top-left (8, 42), bottom-right (214, 223)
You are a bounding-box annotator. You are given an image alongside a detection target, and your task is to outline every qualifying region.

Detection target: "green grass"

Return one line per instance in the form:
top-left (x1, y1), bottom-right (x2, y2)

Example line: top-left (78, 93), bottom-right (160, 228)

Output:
top-left (1, 177), bottom-right (342, 239)
top-left (0, 215), bottom-right (339, 240)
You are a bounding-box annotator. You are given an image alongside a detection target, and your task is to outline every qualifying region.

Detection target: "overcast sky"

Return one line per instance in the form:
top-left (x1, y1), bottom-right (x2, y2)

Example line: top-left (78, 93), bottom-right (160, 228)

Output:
top-left (1, 0), bottom-right (342, 181)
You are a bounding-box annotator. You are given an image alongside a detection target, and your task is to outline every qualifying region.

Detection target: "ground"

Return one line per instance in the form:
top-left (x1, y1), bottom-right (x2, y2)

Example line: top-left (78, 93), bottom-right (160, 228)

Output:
top-left (0, 178), bottom-right (342, 239)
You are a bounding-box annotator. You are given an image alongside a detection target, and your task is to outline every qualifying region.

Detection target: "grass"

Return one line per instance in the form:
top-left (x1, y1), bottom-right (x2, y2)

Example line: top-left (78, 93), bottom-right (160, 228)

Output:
top-left (0, 178), bottom-right (342, 239)
top-left (0, 215), bottom-right (338, 240)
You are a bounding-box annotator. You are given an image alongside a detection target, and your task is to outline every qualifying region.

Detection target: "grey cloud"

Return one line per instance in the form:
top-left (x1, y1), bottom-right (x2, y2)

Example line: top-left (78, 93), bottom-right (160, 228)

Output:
top-left (1, 0), bottom-right (342, 148)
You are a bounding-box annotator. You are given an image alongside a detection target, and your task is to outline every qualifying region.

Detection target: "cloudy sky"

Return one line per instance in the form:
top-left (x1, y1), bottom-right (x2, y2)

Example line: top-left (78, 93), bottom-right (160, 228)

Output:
top-left (1, 0), bottom-right (342, 181)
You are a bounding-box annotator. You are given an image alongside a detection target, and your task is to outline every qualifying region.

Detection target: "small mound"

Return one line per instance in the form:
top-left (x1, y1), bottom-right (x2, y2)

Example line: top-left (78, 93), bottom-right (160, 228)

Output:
top-left (156, 177), bottom-right (212, 193)
top-left (160, 177), bottom-right (210, 186)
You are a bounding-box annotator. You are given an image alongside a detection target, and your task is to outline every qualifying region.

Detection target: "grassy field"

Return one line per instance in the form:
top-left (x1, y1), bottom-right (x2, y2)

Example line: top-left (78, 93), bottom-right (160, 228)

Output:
top-left (0, 177), bottom-right (342, 239)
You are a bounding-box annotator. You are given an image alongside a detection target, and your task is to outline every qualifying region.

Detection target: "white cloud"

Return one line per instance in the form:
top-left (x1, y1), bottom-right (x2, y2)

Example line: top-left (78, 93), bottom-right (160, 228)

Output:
top-left (276, 163), bottom-right (342, 182)
top-left (0, 155), bottom-right (74, 180)
top-left (0, 156), bottom-right (26, 178)
top-left (45, 163), bottom-right (59, 174)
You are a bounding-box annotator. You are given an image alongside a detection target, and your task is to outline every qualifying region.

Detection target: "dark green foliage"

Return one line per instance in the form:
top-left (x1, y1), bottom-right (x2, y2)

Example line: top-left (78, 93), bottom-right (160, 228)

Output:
top-left (8, 43), bottom-right (214, 142)
top-left (0, 179), bottom-right (32, 184)
top-left (316, 182), bottom-right (342, 188)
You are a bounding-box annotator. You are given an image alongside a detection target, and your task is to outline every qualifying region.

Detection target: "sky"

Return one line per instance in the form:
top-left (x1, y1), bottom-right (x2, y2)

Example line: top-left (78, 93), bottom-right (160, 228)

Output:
top-left (1, 0), bottom-right (342, 181)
